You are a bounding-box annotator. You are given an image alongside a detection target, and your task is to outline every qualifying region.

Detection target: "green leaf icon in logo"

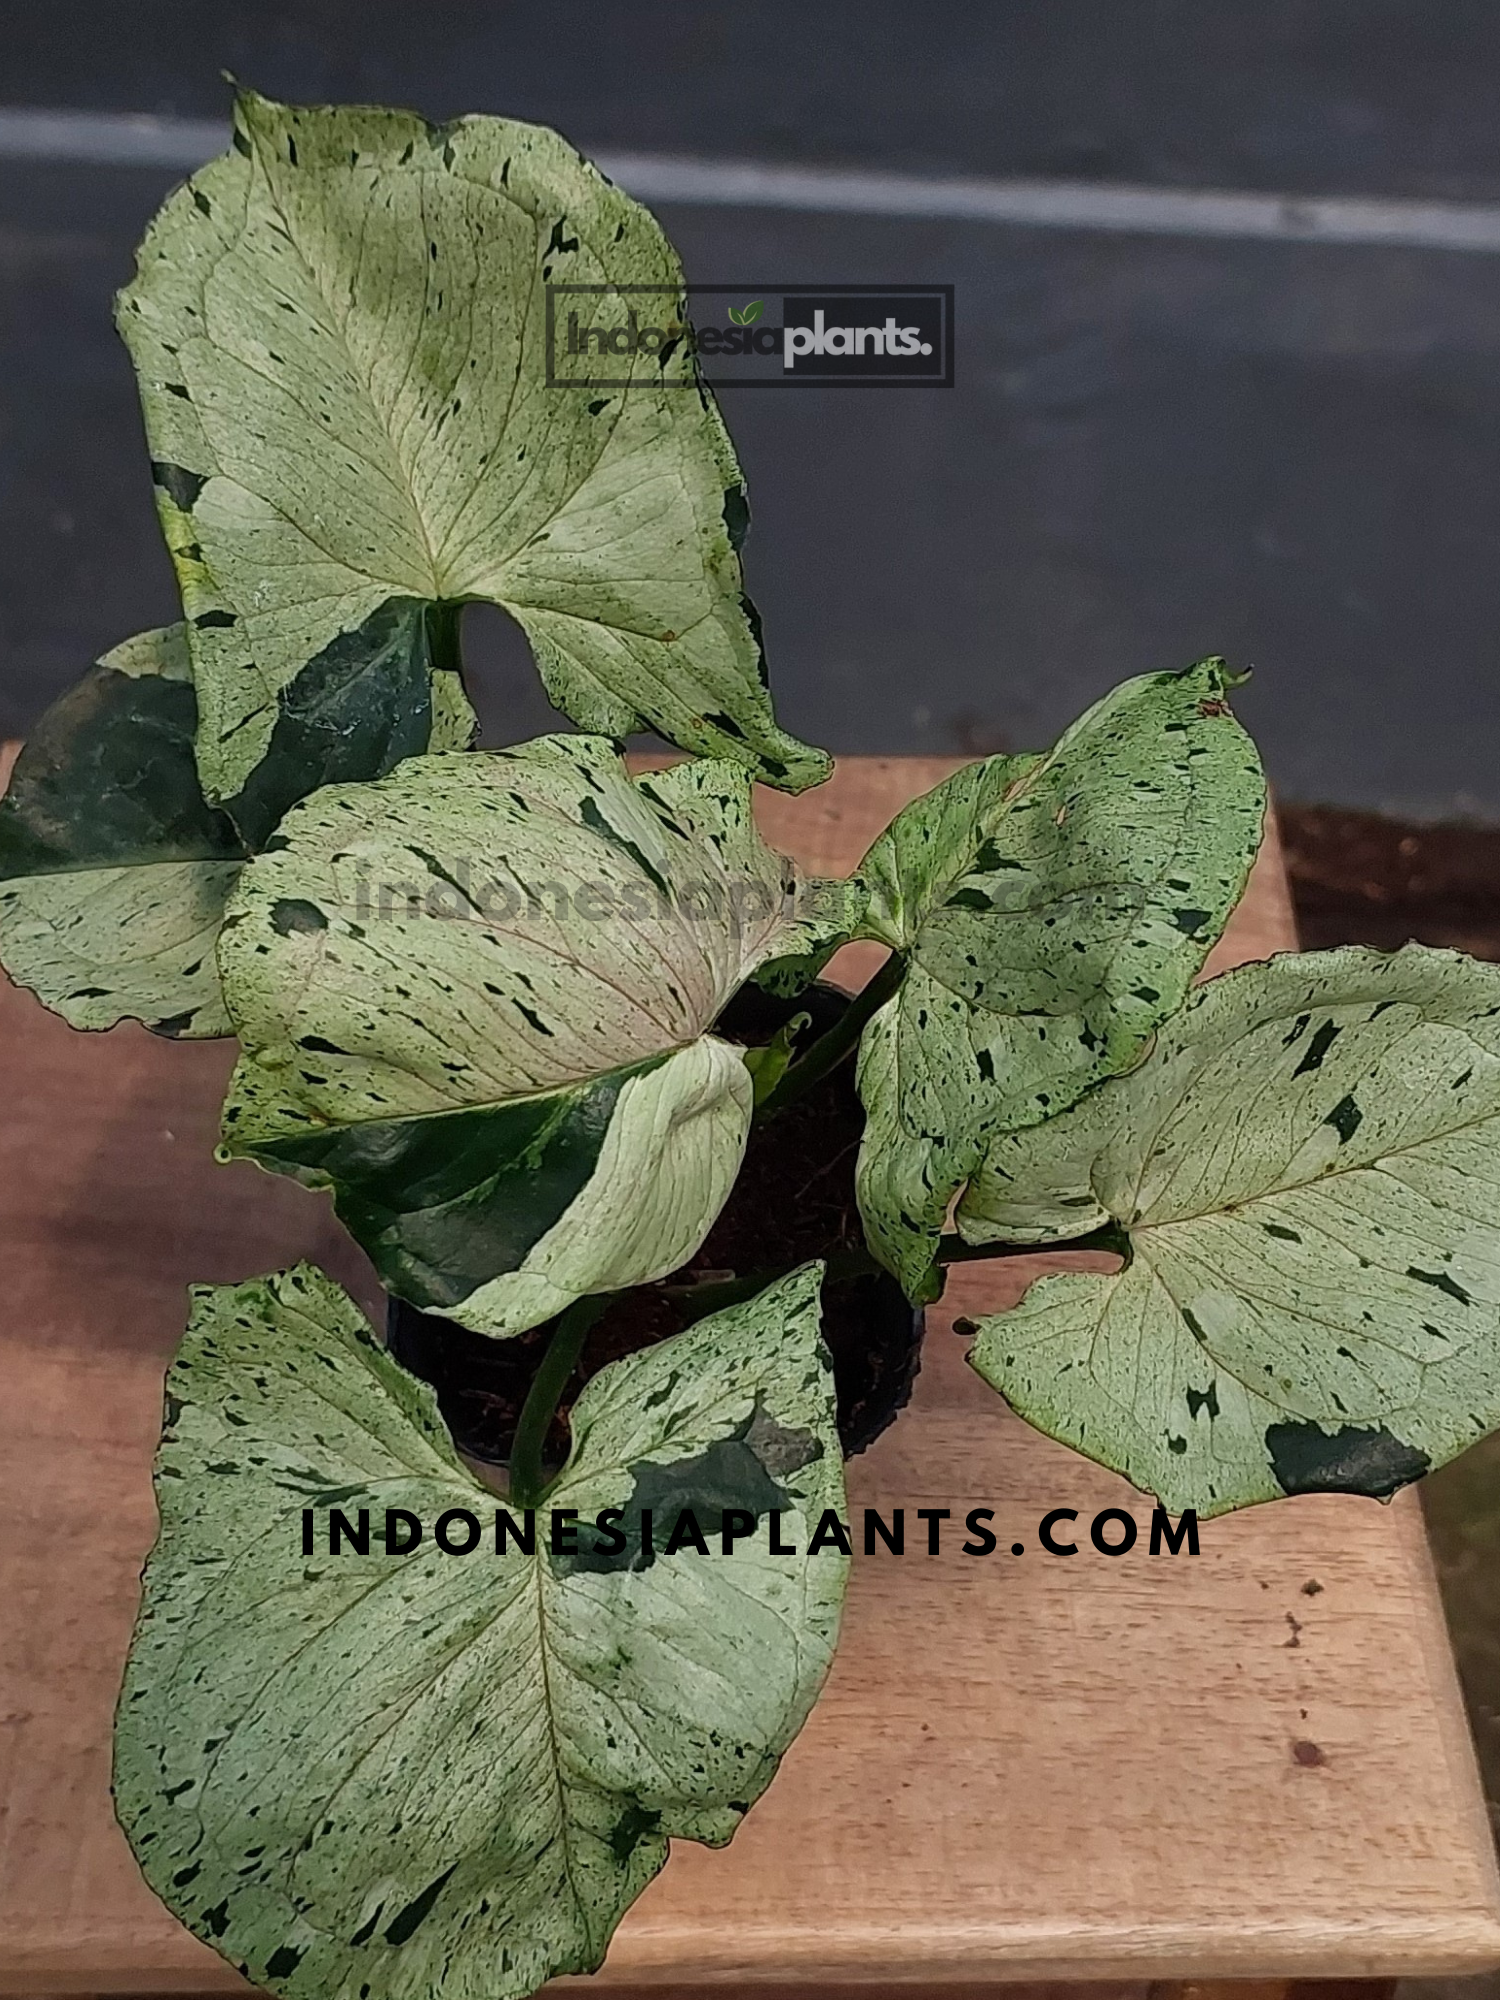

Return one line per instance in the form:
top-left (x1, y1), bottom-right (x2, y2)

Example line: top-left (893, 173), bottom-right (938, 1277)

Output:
top-left (728, 300), bottom-right (764, 326)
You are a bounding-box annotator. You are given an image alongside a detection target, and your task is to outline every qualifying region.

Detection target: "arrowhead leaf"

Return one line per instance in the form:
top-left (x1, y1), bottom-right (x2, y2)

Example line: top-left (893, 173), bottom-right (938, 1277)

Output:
top-left (0, 605), bottom-right (473, 1037)
top-left (114, 1261), bottom-right (846, 2000)
top-left (0, 625), bottom-right (243, 1035)
top-left (852, 661), bottom-right (1266, 1301)
top-left (217, 738), bottom-right (851, 1332)
top-left (966, 945), bottom-right (1500, 1517)
top-left (117, 90), bottom-right (827, 802)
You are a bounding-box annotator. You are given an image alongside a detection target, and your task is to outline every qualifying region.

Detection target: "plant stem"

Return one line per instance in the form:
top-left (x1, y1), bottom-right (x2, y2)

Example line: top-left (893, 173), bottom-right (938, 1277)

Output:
top-left (508, 1295), bottom-right (609, 1506)
top-left (426, 599), bottom-right (465, 679)
top-left (755, 950), bottom-right (907, 1119)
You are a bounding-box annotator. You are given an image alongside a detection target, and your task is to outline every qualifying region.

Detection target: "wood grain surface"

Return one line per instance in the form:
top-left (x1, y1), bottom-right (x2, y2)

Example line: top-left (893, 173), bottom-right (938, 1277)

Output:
top-left (0, 755), bottom-right (1497, 1993)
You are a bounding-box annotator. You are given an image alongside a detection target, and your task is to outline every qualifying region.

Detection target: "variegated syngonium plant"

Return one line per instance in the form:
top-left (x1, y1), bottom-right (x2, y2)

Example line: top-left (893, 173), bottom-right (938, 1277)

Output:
top-left (214, 733), bottom-right (861, 1335)
top-left (8, 74), bottom-right (1500, 2000)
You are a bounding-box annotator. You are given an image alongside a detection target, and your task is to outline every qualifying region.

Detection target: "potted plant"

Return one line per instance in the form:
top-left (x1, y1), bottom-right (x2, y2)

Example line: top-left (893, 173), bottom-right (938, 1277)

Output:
top-left (5, 86), bottom-right (1500, 2000)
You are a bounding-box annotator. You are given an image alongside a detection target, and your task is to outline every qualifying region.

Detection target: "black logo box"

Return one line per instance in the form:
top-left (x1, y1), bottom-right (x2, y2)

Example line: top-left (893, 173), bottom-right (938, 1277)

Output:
top-left (546, 284), bottom-right (954, 388)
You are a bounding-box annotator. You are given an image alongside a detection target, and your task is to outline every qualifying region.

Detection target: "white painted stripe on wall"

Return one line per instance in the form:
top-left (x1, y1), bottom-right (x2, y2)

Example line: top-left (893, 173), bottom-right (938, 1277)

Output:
top-left (6, 105), bottom-right (1500, 255)
top-left (591, 151), bottom-right (1500, 253)
top-left (0, 106), bottom-right (227, 168)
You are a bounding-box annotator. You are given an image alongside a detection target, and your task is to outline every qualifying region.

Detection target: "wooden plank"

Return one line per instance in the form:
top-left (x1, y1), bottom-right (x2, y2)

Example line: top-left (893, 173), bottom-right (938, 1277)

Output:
top-left (0, 757), bottom-right (1496, 1991)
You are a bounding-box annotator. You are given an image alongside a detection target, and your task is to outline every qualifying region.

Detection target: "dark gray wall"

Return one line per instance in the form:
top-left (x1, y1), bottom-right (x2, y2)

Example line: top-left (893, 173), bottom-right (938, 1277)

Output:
top-left (5, 3), bottom-right (1500, 815)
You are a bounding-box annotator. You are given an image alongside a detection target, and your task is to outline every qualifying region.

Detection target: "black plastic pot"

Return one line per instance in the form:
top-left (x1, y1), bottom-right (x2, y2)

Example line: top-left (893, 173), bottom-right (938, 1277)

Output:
top-left (386, 980), bottom-right (923, 1466)
top-left (387, 1272), bottom-right (922, 1465)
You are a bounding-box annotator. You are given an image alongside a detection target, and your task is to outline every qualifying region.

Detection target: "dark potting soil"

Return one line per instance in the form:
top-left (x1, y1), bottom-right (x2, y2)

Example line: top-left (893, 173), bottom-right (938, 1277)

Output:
top-left (386, 980), bottom-right (922, 1472)
top-left (1274, 804), bottom-right (1500, 1832)
top-left (1281, 802), bottom-right (1500, 960)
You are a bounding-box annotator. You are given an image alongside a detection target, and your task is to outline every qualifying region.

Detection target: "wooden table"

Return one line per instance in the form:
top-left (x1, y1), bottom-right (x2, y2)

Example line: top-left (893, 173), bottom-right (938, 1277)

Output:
top-left (2, 755), bottom-right (1499, 2000)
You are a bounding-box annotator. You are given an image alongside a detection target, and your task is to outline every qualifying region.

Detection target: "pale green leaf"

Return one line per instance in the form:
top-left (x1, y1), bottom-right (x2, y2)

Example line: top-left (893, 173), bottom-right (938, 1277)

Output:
top-left (967, 945), bottom-right (1500, 1517)
top-left (750, 874), bottom-right (868, 999)
top-left (853, 661), bottom-right (1267, 1302)
top-left (117, 89), bottom-right (827, 802)
top-left (114, 1261), bottom-right (846, 2000)
top-left (859, 751), bottom-right (1040, 951)
top-left (217, 737), bottom-right (848, 1332)
top-left (741, 1008), bottom-right (812, 1105)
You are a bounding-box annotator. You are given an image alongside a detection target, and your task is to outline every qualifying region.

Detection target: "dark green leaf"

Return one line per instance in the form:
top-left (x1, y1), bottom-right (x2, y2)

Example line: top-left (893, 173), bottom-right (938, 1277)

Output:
top-left (0, 627), bottom-right (243, 1035)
